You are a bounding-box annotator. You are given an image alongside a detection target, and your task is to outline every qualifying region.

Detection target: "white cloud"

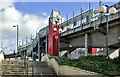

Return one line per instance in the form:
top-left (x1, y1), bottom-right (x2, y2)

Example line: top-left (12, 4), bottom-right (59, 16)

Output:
top-left (2, 39), bottom-right (9, 47)
top-left (1, 6), bottom-right (48, 39)
top-left (0, 0), bottom-right (48, 54)
top-left (0, 0), bottom-right (15, 10)
top-left (12, 41), bottom-right (15, 44)
top-left (42, 12), bottom-right (47, 16)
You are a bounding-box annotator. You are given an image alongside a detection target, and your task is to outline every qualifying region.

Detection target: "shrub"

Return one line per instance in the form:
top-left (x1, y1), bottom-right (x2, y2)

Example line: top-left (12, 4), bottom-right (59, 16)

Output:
top-left (112, 56), bottom-right (120, 64)
top-left (54, 55), bottom-right (120, 76)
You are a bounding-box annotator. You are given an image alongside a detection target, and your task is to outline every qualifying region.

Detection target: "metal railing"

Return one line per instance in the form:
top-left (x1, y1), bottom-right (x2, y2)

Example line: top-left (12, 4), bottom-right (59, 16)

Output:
top-left (61, 2), bottom-right (120, 33)
top-left (24, 56), bottom-right (44, 77)
top-left (32, 63), bottom-right (43, 77)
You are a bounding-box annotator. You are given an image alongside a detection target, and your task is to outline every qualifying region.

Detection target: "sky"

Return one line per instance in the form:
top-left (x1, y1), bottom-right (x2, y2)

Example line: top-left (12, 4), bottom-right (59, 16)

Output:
top-left (0, 0), bottom-right (119, 54)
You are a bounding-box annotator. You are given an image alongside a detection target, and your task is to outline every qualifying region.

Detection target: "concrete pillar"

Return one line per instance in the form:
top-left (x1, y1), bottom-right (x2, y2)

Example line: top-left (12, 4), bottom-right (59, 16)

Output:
top-left (32, 45), bottom-right (34, 61)
top-left (21, 52), bottom-right (24, 60)
top-left (85, 33), bottom-right (88, 56)
top-left (24, 51), bottom-right (25, 60)
top-left (38, 35), bottom-right (41, 61)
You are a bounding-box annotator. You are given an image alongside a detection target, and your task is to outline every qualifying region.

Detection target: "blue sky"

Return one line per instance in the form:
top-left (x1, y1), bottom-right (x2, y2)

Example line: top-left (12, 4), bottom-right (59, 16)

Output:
top-left (14, 2), bottom-right (117, 20)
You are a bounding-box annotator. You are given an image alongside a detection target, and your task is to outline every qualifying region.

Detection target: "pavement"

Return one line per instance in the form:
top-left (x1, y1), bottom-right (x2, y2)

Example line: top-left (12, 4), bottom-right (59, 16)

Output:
top-left (0, 61), bottom-right (2, 76)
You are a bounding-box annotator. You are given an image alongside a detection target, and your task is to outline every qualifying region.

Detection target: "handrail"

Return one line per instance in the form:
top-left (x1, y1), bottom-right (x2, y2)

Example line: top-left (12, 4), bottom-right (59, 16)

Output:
top-left (32, 62), bottom-right (43, 76)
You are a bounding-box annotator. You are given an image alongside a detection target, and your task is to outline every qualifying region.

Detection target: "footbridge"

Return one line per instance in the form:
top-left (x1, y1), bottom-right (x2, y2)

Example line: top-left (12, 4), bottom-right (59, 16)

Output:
top-left (18, 2), bottom-right (120, 60)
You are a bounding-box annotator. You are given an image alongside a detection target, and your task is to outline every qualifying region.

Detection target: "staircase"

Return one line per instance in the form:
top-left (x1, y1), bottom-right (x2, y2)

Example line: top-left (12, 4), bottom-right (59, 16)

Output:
top-left (32, 61), bottom-right (57, 76)
top-left (1, 60), bottom-right (32, 76)
top-left (0, 60), bottom-right (57, 77)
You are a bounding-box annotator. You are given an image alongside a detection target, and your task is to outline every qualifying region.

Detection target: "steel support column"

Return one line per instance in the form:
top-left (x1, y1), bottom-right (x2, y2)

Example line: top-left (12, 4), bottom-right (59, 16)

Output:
top-left (32, 44), bottom-right (34, 61)
top-left (45, 33), bottom-right (48, 54)
top-left (38, 35), bottom-right (41, 61)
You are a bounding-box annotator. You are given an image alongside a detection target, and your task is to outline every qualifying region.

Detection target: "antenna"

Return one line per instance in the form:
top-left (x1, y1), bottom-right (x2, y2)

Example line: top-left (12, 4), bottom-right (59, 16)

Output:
top-left (99, 0), bottom-right (102, 6)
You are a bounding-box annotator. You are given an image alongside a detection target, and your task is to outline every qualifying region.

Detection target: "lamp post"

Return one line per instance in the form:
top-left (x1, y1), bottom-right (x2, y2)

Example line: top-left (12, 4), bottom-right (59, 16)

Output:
top-left (13, 25), bottom-right (19, 59)
top-left (53, 15), bottom-right (61, 56)
top-left (59, 28), bottom-right (62, 57)
top-left (98, 5), bottom-right (116, 68)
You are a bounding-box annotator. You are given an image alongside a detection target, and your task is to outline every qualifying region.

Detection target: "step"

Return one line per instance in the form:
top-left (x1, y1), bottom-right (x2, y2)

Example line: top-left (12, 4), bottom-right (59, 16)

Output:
top-left (2, 74), bottom-right (42, 77)
top-left (3, 71), bottom-right (33, 74)
top-left (2, 66), bottom-right (25, 70)
top-left (3, 61), bottom-right (24, 64)
top-left (1, 60), bottom-right (57, 76)
top-left (2, 68), bottom-right (31, 72)
top-left (3, 63), bottom-right (25, 67)
top-left (3, 71), bottom-right (26, 74)
top-left (3, 72), bottom-right (33, 76)
top-left (3, 60), bottom-right (24, 63)
top-left (32, 61), bottom-right (48, 67)
top-left (2, 64), bottom-right (25, 67)
top-left (2, 71), bottom-right (33, 74)
top-left (2, 67), bottom-right (32, 72)
top-left (33, 67), bottom-right (56, 75)
top-left (3, 61), bottom-right (25, 64)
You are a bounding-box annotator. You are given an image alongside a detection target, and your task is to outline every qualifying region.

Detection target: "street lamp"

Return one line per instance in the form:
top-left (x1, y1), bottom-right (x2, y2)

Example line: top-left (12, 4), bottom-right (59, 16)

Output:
top-left (54, 15), bottom-right (61, 56)
top-left (13, 25), bottom-right (19, 59)
top-left (98, 5), bottom-right (116, 68)
top-left (58, 28), bottom-right (62, 57)
top-left (56, 15), bottom-right (61, 20)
